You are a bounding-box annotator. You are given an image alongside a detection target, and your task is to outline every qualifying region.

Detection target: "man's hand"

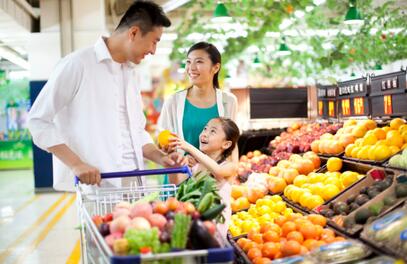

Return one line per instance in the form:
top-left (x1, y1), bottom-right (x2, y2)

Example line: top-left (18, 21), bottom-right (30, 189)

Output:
top-left (72, 162), bottom-right (101, 185)
top-left (186, 154), bottom-right (198, 168)
top-left (160, 152), bottom-right (188, 168)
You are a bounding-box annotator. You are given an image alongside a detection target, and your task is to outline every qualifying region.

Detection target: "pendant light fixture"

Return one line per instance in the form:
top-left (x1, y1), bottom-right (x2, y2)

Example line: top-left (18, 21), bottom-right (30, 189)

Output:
top-left (344, 0), bottom-right (363, 25)
top-left (212, 2), bottom-right (232, 23)
top-left (276, 37), bottom-right (291, 56)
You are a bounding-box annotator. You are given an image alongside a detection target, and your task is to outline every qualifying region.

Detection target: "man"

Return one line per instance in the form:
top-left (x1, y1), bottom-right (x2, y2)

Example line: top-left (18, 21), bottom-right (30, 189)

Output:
top-left (28, 1), bottom-right (186, 192)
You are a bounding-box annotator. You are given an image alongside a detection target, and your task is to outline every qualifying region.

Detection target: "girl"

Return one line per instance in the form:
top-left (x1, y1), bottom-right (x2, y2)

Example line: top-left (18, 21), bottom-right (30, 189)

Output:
top-left (170, 117), bottom-right (240, 238)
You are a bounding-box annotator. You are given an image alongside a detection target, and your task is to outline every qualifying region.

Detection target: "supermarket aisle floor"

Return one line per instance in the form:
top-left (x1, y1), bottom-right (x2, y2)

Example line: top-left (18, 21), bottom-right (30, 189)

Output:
top-left (0, 170), bottom-right (80, 264)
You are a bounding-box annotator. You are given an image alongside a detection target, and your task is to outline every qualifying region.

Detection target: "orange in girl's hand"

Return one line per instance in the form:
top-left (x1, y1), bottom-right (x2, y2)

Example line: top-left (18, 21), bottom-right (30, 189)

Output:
top-left (158, 130), bottom-right (177, 147)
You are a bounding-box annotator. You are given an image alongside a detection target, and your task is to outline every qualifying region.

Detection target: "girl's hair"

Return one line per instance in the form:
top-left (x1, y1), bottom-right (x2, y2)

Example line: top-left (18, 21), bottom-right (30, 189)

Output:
top-left (215, 117), bottom-right (240, 162)
top-left (187, 42), bottom-right (221, 89)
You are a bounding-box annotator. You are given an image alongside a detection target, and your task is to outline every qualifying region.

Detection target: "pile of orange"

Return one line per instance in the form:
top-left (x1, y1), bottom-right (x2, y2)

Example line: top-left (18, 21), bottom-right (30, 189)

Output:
top-left (236, 213), bottom-right (346, 263)
top-left (344, 118), bottom-right (407, 161)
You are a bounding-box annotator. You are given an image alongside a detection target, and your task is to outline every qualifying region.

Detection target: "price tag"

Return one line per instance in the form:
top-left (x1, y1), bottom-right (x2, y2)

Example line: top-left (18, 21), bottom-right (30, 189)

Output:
top-left (341, 99), bottom-right (351, 116)
top-left (353, 97), bottom-right (365, 115)
top-left (318, 101), bottom-right (324, 116)
top-left (384, 95), bottom-right (393, 115)
top-left (328, 101), bottom-right (335, 117)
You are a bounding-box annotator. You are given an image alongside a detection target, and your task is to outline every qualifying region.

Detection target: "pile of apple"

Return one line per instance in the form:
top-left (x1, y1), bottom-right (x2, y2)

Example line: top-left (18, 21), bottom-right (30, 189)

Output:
top-left (91, 197), bottom-right (216, 255)
top-left (311, 119), bottom-right (377, 155)
top-left (269, 122), bottom-right (342, 158)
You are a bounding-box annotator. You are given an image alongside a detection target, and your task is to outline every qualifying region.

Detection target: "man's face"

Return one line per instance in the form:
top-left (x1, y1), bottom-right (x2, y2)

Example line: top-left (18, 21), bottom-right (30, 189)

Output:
top-left (127, 26), bottom-right (163, 64)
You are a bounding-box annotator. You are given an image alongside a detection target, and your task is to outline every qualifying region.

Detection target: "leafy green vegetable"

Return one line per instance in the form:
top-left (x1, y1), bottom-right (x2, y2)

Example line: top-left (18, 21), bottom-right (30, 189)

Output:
top-left (171, 213), bottom-right (192, 249)
top-left (124, 228), bottom-right (163, 255)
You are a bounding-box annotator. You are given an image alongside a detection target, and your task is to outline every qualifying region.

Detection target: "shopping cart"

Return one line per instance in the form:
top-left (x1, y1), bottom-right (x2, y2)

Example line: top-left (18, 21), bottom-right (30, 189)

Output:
top-left (75, 166), bottom-right (234, 264)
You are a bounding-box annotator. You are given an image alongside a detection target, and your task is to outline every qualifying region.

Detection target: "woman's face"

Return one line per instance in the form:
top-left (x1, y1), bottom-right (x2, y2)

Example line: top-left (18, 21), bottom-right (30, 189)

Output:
top-left (199, 119), bottom-right (231, 154)
top-left (186, 49), bottom-right (220, 87)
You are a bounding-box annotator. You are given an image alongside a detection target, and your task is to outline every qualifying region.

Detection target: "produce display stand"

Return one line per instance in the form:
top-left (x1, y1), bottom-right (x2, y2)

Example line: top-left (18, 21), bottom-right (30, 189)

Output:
top-left (317, 84), bottom-right (338, 121)
top-left (75, 167), bottom-right (234, 264)
top-left (369, 69), bottom-right (407, 118)
top-left (337, 77), bottom-right (370, 118)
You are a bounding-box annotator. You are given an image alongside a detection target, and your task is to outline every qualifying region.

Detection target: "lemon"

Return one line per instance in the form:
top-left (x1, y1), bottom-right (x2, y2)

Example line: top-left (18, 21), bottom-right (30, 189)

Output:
top-left (368, 145), bottom-right (377, 160)
top-left (374, 145), bottom-right (392, 160)
top-left (354, 138), bottom-right (364, 146)
top-left (363, 134), bottom-right (378, 146)
top-left (270, 195), bottom-right (283, 202)
top-left (274, 201), bottom-right (287, 213)
top-left (322, 184), bottom-right (341, 201)
top-left (324, 176), bottom-right (342, 189)
top-left (299, 192), bottom-right (313, 207)
top-left (389, 145), bottom-right (401, 155)
top-left (327, 157), bottom-right (343, 172)
top-left (326, 172), bottom-right (341, 178)
top-left (345, 144), bottom-right (355, 157)
top-left (351, 146), bottom-right (360, 158)
top-left (258, 214), bottom-right (272, 225)
top-left (306, 195), bottom-right (325, 209)
top-left (291, 188), bottom-right (303, 203)
top-left (229, 225), bottom-right (242, 237)
top-left (309, 173), bottom-right (326, 183)
top-left (258, 205), bottom-right (271, 215)
top-left (341, 171), bottom-right (359, 188)
top-left (284, 208), bottom-right (294, 217)
top-left (293, 175), bottom-right (309, 187)
top-left (248, 206), bottom-right (258, 216)
top-left (357, 146), bottom-right (370, 159)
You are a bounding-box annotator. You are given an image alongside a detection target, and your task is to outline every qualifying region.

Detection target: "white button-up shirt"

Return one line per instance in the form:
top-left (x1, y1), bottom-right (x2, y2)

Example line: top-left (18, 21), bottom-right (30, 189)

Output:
top-left (28, 37), bottom-right (153, 192)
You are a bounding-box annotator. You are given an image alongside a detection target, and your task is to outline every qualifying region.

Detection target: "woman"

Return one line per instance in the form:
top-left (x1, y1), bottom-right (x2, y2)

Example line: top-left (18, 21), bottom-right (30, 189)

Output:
top-left (158, 42), bottom-right (238, 183)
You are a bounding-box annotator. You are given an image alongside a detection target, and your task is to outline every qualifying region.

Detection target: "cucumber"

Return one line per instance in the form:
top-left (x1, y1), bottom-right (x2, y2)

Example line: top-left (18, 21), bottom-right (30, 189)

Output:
top-left (197, 193), bottom-right (213, 213)
top-left (201, 204), bottom-right (226, 220)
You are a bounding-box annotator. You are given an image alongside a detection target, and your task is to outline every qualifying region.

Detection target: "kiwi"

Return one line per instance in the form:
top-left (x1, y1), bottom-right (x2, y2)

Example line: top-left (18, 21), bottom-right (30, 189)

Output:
top-left (355, 208), bottom-right (372, 224)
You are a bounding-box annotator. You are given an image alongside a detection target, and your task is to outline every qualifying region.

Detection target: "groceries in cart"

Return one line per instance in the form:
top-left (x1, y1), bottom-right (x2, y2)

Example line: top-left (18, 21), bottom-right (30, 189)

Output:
top-left (90, 178), bottom-right (226, 257)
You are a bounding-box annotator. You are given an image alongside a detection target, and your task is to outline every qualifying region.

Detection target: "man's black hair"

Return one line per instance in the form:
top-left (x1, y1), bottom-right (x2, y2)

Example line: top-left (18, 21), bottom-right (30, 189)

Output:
top-left (116, 1), bottom-right (171, 34)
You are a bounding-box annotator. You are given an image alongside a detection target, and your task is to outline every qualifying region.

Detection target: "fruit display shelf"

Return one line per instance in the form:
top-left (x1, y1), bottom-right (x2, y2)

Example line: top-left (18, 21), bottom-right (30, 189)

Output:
top-left (343, 150), bottom-right (402, 166)
top-left (282, 159), bottom-right (375, 215)
top-left (315, 168), bottom-right (405, 237)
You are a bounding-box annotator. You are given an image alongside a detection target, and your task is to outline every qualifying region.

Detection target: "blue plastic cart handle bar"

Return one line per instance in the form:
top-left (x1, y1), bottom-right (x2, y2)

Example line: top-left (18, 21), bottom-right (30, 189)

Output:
top-left (74, 166), bottom-right (191, 185)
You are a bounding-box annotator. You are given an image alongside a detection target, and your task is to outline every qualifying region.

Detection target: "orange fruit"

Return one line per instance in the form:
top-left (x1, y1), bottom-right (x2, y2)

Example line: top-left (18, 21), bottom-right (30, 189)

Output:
top-left (327, 157), bottom-right (343, 172)
top-left (373, 128), bottom-right (387, 140)
top-left (286, 231), bottom-right (304, 244)
top-left (300, 246), bottom-right (309, 255)
top-left (274, 216), bottom-right (287, 227)
top-left (320, 228), bottom-right (336, 241)
top-left (263, 230), bottom-right (280, 242)
top-left (243, 241), bottom-right (257, 252)
top-left (299, 223), bottom-right (318, 240)
top-left (261, 223), bottom-right (282, 235)
top-left (267, 177), bottom-right (287, 194)
top-left (307, 214), bottom-right (327, 227)
top-left (247, 247), bottom-right (262, 261)
top-left (157, 130), bottom-right (176, 147)
top-left (303, 239), bottom-right (319, 251)
top-left (248, 231), bottom-right (264, 244)
top-left (237, 238), bottom-right (250, 249)
top-left (282, 221), bottom-right (297, 237)
top-left (386, 130), bottom-right (404, 148)
top-left (231, 185), bottom-right (247, 199)
top-left (390, 118), bottom-right (406, 130)
top-left (254, 257), bottom-right (272, 264)
top-left (261, 242), bottom-right (280, 259)
top-left (281, 240), bottom-right (301, 257)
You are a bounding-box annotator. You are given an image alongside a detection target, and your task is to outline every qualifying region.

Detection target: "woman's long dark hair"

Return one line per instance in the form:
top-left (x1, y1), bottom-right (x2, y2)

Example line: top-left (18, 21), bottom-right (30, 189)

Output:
top-left (187, 42), bottom-right (221, 89)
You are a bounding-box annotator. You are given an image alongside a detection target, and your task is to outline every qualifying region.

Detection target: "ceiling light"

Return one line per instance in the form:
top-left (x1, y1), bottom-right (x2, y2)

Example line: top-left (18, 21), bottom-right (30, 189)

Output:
top-left (253, 55), bottom-right (260, 65)
top-left (212, 2), bottom-right (232, 23)
top-left (344, 0), bottom-right (364, 25)
top-left (276, 37), bottom-right (291, 56)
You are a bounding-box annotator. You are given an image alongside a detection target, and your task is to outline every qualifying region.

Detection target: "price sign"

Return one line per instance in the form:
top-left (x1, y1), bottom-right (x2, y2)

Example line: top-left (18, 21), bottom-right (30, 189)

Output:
top-left (341, 99), bottom-right (351, 116)
top-left (384, 95), bottom-right (393, 115)
top-left (328, 101), bottom-right (335, 117)
top-left (353, 97), bottom-right (365, 115)
top-left (318, 101), bottom-right (324, 116)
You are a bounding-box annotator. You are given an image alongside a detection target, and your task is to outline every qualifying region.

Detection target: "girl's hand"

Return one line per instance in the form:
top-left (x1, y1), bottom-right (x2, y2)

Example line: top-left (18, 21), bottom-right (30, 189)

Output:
top-left (168, 137), bottom-right (192, 152)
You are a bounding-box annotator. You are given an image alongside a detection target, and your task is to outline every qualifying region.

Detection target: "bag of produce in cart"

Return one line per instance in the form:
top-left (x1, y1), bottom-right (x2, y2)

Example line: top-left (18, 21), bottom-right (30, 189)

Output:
top-left (310, 240), bottom-right (371, 264)
top-left (357, 255), bottom-right (400, 264)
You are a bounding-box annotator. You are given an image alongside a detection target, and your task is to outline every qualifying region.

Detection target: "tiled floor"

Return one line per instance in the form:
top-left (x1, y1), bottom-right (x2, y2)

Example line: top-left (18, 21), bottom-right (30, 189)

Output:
top-left (0, 170), bottom-right (80, 264)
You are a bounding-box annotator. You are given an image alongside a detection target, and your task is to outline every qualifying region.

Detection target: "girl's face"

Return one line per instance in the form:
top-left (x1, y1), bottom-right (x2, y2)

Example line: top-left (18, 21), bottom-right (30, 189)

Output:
top-left (186, 49), bottom-right (220, 87)
top-left (199, 119), bottom-right (231, 154)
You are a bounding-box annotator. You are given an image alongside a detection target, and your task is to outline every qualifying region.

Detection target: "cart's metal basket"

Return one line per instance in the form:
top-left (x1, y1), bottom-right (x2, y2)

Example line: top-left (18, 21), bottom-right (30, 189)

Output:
top-left (76, 166), bottom-right (234, 264)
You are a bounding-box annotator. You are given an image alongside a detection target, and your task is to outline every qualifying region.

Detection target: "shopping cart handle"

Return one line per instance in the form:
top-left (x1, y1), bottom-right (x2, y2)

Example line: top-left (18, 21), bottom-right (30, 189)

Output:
top-left (74, 166), bottom-right (192, 185)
